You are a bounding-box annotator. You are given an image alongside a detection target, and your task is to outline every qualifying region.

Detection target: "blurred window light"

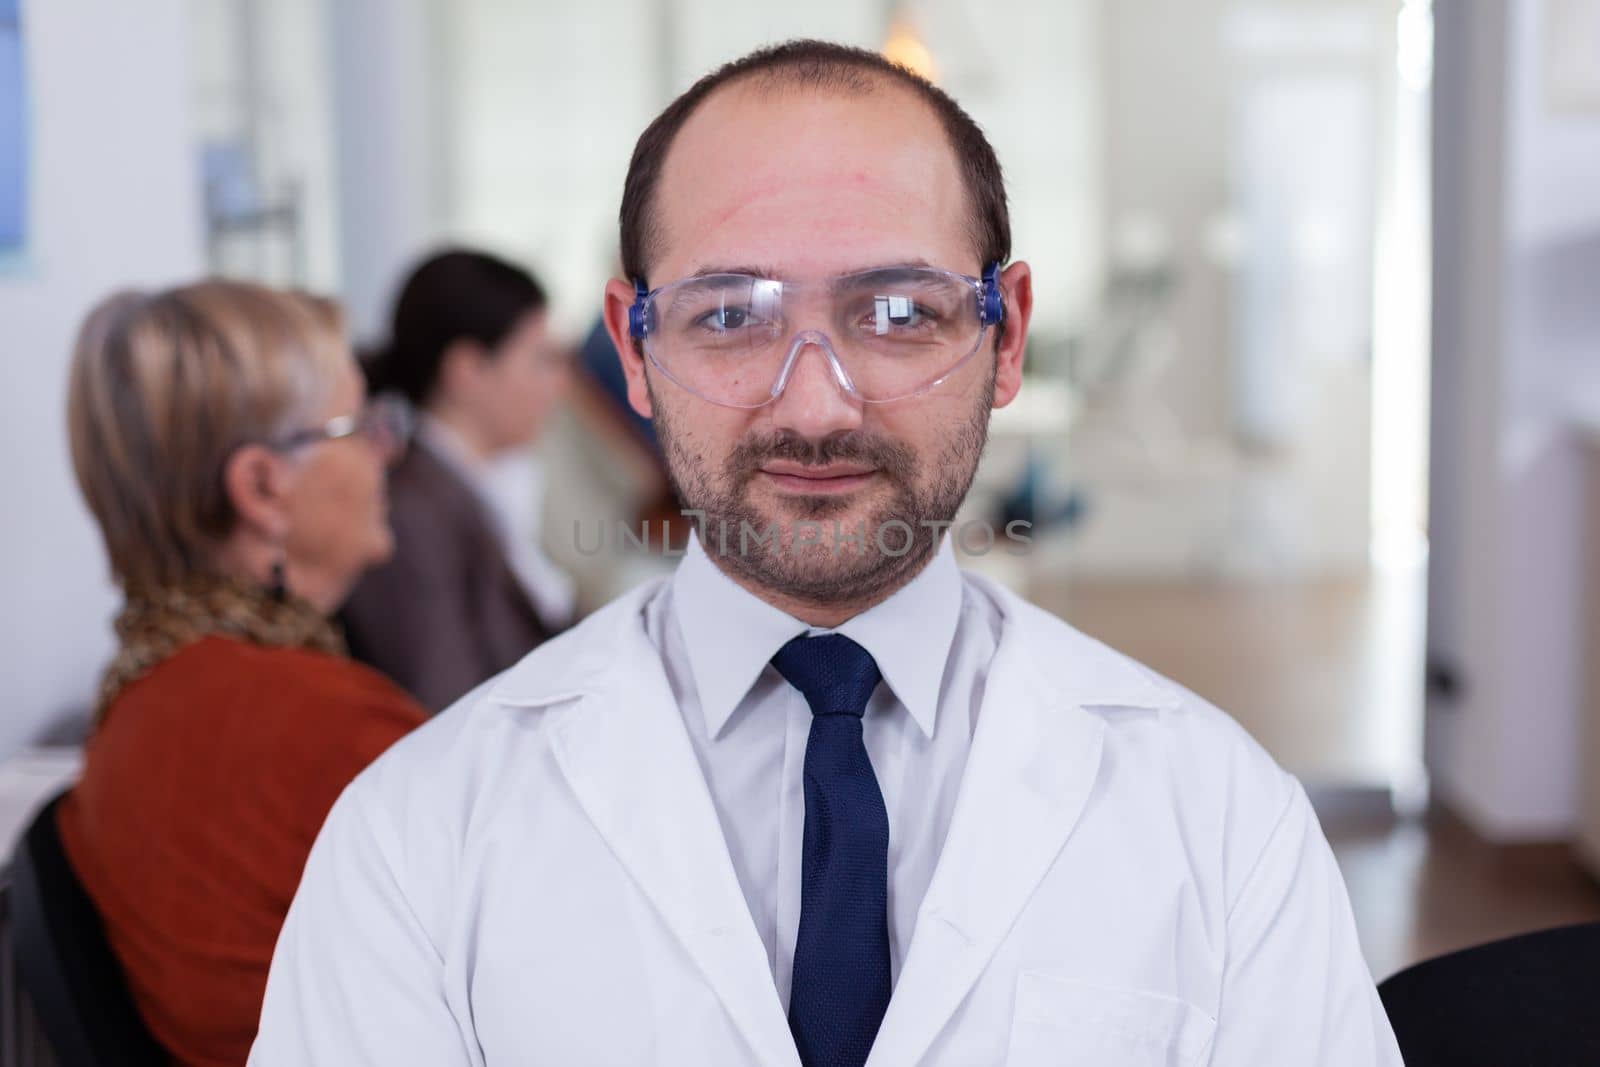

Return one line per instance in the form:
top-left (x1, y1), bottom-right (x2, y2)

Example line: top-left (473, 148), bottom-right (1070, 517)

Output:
top-left (1111, 214), bottom-right (1174, 274)
top-left (1397, 0), bottom-right (1434, 93)
top-left (1223, 6), bottom-right (1378, 58)
top-left (1230, 70), bottom-right (1375, 445)
top-left (1372, 0), bottom-right (1432, 571)
top-left (1293, 216), bottom-right (1349, 269)
top-left (1203, 213), bottom-right (1247, 269)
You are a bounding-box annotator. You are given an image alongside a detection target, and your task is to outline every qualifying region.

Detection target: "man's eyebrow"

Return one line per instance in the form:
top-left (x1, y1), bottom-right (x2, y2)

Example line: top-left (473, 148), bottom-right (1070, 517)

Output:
top-left (835, 259), bottom-right (938, 276)
top-left (688, 264), bottom-right (781, 280)
top-left (847, 258), bottom-right (936, 272)
top-left (685, 258), bottom-right (939, 281)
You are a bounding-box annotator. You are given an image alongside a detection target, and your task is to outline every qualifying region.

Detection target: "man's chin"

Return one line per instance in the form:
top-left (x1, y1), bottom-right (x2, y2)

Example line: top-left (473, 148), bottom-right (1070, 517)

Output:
top-left (723, 534), bottom-right (902, 604)
top-left (748, 478), bottom-right (886, 524)
top-left (742, 495), bottom-right (891, 548)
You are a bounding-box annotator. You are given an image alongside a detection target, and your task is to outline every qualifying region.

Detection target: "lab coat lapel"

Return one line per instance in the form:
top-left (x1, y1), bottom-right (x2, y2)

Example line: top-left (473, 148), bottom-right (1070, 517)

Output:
top-left (866, 589), bottom-right (1109, 1067)
top-left (537, 601), bottom-right (801, 1067)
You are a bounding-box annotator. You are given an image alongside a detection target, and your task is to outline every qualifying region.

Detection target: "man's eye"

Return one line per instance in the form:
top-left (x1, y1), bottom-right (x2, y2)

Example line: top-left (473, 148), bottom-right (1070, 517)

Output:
top-left (867, 296), bottom-right (935, 333)
top-left (702, 306), bottom-right (750, 330)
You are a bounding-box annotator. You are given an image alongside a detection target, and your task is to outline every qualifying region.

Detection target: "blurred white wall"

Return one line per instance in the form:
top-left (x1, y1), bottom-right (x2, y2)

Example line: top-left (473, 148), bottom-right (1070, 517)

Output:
top-left (0, 0), bottom-right (204, 757)
top-left (1428, 0), bottom-right (1600, 841)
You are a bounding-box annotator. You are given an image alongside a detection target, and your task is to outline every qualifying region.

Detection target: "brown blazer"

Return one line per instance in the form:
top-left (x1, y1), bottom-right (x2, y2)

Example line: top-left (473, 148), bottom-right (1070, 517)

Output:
top-left (341, 442), bottom-right (555, 712)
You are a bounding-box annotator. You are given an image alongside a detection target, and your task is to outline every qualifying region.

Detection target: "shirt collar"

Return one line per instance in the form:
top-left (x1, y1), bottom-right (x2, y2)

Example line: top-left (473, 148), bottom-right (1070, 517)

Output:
top-left (416, 413), bottom-right (488, 489)
top-left (832, 537), bottom-right (961, 739)
top-left (670, 533), bottom-right (963, 741)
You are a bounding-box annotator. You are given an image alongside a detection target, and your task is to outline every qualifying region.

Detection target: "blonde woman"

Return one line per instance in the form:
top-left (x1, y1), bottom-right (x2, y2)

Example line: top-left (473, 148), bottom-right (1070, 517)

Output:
top-left (56, 281), bottom-right (426, 1066)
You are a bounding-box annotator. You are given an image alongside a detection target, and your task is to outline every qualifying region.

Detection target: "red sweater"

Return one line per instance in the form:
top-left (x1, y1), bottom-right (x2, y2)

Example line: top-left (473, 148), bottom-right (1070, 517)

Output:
top-left (57, 636), bottom-right (426, 1066)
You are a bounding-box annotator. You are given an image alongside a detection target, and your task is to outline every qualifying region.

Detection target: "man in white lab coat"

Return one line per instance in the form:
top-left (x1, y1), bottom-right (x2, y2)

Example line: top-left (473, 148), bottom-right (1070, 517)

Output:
top-left (251, 40), bottom-right (1403, 1066)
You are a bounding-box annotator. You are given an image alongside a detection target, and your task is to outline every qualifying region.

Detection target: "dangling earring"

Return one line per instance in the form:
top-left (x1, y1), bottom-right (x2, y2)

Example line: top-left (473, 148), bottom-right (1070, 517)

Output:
top-left (268, 560), bottom-right (288, 603)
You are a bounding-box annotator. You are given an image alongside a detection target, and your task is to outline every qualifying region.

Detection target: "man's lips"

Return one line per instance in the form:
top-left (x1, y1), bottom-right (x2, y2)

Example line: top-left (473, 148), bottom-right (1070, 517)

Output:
top-left (759, 462), bottom-right (879, 494)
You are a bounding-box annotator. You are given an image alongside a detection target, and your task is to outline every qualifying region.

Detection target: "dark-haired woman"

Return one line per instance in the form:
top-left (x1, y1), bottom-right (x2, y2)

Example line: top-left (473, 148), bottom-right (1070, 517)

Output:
top-left (342, 249), bottom-right (575, 711)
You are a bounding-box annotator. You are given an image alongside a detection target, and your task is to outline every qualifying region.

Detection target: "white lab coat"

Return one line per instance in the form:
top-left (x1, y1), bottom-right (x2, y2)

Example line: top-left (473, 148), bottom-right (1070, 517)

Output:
top-left (250, 573), bottom-right (1402, 1066)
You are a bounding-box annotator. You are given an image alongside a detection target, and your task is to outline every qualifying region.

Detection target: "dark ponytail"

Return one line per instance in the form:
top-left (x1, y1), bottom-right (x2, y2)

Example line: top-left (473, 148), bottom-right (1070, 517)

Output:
top-left (363, 249), bottom-right (549, 408)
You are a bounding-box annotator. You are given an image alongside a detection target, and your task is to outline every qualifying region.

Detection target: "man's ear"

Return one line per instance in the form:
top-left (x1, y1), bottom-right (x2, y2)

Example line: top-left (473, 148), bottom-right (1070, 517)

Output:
top-left (991, 260), bottom-right (1034, 410)
top-left (222, 444), bottom-right (292, 542)
top-left (603, 276), bottom-right (654, 419)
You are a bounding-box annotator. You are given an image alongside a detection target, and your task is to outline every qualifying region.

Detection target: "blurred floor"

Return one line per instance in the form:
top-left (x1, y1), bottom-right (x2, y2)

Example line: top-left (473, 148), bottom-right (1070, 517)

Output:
top-left (1329, 814), bottom-right (1600, 981)
top-left (1029, 563), bottom-right (1600, 980)
top-left (1029, 562), bottom-right (1426, 788)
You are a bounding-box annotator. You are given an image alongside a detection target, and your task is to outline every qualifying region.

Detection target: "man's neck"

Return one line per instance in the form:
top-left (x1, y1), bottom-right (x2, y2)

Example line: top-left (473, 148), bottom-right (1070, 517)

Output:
top-left (698, 536), bottom-right (940, 629)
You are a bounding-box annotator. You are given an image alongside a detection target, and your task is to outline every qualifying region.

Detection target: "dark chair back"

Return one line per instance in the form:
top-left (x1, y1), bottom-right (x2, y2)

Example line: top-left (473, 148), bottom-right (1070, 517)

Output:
top-left (9, 793), bottom-right (167, 1066)
top-left (1379, 921), bottom-right (1600, 1065)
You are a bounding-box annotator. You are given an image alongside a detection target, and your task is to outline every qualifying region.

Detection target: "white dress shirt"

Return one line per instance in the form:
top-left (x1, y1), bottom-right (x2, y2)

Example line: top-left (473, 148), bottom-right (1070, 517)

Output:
top-left (653, 534), bottom-right (999, 1007)
top-left (416, 416), bottom-right (575, 630)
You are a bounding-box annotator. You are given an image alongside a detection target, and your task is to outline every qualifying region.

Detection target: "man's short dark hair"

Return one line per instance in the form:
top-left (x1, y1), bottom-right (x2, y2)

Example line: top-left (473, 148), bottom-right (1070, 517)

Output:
top-left (618, 39), bottom-right (1012, 288)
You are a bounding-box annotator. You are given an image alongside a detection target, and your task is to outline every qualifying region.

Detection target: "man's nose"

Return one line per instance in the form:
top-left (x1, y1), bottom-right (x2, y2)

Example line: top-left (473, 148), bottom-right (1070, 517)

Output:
top-left (767, 336), bottom-right (864, 442)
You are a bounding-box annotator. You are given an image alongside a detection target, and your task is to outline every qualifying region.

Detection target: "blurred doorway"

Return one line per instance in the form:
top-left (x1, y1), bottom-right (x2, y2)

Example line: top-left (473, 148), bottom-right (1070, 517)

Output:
top-left (971, 0), bottom-right (1432, 804)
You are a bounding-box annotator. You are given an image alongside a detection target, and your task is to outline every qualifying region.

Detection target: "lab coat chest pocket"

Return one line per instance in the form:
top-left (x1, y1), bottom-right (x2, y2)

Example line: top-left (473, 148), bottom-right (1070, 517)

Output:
top-left (1005, 970), bottom-right (1216, 1067)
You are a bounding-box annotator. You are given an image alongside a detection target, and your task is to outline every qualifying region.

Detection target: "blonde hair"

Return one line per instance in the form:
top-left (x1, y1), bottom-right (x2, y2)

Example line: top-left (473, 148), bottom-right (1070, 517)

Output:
top-left (67, 280), bottom-right (350, 592)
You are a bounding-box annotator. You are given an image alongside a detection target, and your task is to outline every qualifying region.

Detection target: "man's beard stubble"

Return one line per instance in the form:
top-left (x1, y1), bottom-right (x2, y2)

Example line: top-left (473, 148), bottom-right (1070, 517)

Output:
top-left (650, 369), bottom-right (995, 608)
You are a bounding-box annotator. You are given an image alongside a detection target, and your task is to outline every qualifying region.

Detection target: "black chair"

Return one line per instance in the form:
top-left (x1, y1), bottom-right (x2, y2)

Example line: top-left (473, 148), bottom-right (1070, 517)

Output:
top-left (8, 792), bottom-right (167, 1066)
top-left (1379, 921), bottom-right (1600, 1066)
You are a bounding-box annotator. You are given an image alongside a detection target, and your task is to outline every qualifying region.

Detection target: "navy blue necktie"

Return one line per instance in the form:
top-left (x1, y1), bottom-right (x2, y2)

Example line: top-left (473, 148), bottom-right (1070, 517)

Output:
top-left (771, 633), bottom-right (891, 1067)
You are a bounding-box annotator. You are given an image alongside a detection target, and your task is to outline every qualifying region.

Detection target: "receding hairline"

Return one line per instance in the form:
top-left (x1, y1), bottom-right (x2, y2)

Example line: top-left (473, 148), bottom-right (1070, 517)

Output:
top-left (637, 62), bottom-right (980, 281)
top-left (688, 62), bottom-right (942, 127)
top-left (729, 54), bottom-right (895, 97)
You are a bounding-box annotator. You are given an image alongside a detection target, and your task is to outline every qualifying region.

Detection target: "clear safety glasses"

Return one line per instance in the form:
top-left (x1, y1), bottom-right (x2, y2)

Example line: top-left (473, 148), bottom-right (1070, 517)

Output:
top-left (628, 263), bottom-right (1005, 408)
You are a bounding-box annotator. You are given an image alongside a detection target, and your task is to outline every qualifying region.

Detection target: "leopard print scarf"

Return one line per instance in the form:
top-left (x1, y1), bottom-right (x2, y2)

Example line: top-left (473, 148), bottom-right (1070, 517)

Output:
top-left (96, 574), bottom-right (347, 718)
